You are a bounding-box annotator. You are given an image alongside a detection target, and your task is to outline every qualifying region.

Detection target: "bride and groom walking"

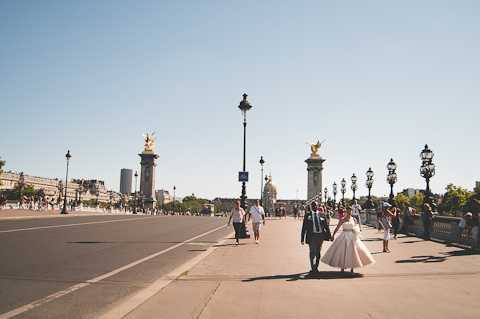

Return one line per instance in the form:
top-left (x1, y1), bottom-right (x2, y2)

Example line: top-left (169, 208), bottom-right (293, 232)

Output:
top-left (301, 201), bottom-right (375, 274)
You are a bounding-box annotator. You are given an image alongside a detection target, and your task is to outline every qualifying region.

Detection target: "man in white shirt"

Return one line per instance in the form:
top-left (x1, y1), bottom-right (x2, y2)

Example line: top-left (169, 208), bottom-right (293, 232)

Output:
top-left (351, 199), bottom-right (362, 230)
top-left (248, 200), bottom-right (266, 244)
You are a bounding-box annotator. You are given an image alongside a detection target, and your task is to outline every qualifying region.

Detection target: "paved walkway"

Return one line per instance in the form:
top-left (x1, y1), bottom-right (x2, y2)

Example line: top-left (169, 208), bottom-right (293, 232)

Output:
top-left (119, 218), bottom-right (479, 319)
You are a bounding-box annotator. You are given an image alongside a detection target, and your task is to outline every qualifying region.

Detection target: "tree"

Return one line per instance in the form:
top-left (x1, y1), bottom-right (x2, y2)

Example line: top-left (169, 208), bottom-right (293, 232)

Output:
top-left (439, 184), bottom-right (473, 215)
top-left (409, 192), bottom-right (424, 211)
top-left (394, 193), bottom-right (409, 210)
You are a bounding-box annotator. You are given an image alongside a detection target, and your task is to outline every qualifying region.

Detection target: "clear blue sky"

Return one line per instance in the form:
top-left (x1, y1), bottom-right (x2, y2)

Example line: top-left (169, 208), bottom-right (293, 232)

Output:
top-left (1, 0), bottom-right (479, 200)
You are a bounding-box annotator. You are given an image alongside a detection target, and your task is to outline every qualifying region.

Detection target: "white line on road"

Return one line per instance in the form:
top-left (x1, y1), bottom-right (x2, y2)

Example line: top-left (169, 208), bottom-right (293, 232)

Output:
top-left (0, 217), bottom-right (150, 233)
top-left (0, 224), bottom-right (228, 319)
top-left (98, 230), bottom-right (234, 319)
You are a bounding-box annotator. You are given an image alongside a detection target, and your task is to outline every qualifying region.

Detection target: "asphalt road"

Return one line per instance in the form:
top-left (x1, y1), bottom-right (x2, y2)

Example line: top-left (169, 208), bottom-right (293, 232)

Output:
top-left (0, 215), bottom-right (231, 319)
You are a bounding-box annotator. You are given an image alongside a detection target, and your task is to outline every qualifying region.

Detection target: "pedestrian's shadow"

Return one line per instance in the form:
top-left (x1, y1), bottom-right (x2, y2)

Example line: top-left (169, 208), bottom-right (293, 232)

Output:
top-left (243, 271), bottom-right (363, 282)
top-left (396, 255), bottom-right (447, 263)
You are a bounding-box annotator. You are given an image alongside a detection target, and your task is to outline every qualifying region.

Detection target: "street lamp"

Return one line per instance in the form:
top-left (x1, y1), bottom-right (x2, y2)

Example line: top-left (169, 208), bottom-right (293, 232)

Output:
top-left (351, 173), bottom-right (358, 200)
top-left (173, 185), bottom-right (176, 213)
top-left (420, 144), bottom-right (435, 204)
top-left (259, 156), bottom-right (265, 207)
top-left (133, 171), bottom-right (138, 214)
top-left (386, 158), bottom-right (397, 202)
top-left (324, 187), bottom-right (328, 204)
top-left (61, 150), bottom-right (71, 214)
top-left (340, 178), bottom-right (346, 205)
top-left (238, 93), bottom-right (253, 210)
top-left (365, 167), bottom-right (374, 208)
top-left (332, 182), bottom-right (338, 208)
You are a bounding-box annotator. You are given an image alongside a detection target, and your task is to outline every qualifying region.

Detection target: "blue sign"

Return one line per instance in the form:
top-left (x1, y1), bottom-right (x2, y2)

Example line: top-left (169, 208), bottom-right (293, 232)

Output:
top-left (238, 171), bottom-right (249, 182)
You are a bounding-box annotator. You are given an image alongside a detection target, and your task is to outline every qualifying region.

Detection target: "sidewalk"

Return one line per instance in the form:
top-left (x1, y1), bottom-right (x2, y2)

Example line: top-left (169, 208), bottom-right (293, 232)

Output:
top-left (122, 218), bottom-right (480, 319)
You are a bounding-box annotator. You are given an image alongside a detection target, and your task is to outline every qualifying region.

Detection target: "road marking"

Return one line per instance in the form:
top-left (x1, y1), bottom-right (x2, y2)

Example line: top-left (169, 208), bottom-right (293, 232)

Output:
top-left (97, 230), bottom-right (234, 319)
top-left (0, 217), bottom-right (150, 233)
top-left (0, 224), bottom-right (228, 319)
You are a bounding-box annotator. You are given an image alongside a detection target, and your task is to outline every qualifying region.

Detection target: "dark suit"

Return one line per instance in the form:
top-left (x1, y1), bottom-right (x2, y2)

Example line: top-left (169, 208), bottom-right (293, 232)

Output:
top-left (301, 210), bottom-right (332, 272)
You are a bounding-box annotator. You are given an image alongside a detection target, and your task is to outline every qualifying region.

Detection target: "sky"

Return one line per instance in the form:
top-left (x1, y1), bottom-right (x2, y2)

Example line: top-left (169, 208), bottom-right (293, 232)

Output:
top-left (1, 0), bottom-right (479, 200)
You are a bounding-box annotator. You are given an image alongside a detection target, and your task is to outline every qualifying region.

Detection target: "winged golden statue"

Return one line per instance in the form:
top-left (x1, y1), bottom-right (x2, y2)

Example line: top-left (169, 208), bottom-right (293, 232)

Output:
top-left (143, 132), bottom-right (156, 153)
top-left (309, 139), bottom-right (325, 158)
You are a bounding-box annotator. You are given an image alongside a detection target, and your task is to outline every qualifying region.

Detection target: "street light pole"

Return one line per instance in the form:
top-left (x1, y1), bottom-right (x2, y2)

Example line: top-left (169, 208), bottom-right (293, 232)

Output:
top-left (420, 144), bottom-right (435, 205)
top-left (340, 178), bottom-right (346, 205)
top-left (387, 158), bottom-right (398, 202)
top-left (238, 93), bottom-right (252, 210)
top-left (133, 171), bottom-right (138, 214)
top-left (173, 185), bottom-right (176, 213)
top-left (332, 182), bottom-right (337, 208)
top-left (365, 167), bottom-right (374, 208)
top-left (61, 150), bottom-right (71, 214)
top-left (351, 173), bottom-right (358, 201)
top-left (259, 156), bottom-right (265, 207)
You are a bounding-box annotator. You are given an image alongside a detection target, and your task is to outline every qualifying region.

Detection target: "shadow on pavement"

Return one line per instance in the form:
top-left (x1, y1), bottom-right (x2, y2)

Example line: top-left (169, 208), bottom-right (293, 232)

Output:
top-left (441, 249), bottom-right (480, 256)
top-left (396, 255), bottom-right (447, 263)
top-left (362, 238), bottom-right (383, 242)
top-left (243, 271), bottom-right (363, 282)
top-left (67, 241), bottom-right (218, 244)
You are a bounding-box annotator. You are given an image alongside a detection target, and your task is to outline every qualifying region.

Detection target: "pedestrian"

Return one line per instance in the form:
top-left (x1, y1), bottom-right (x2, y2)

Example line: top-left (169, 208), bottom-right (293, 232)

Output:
top-left (421, 204), bottom-right (433, 240)
top-left (248, 200), bottom-right (266, 244)
top-left (401, 206), bottom-right (415, 234)
top-left (456, 212), bottom-right (472, 243)
top-left (228, 200), bottom-right (246, 245)
top-left (470, 212), bottom-right (479, 250)
top-left (351, 199), bottom-right (362, 231)
top-left (301, 201), bottom-right (332, 273)
top-left (391, 203), bottom-right (401, 239)
top-left (322, 209), bottom-right (375, 273)
top-left (381, 202), bottom-right (395, 253)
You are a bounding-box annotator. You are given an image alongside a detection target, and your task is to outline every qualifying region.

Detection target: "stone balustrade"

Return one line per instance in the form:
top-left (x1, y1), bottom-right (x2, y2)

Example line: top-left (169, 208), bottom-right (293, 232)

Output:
top-left (361, 209), bottom-right (478, 248)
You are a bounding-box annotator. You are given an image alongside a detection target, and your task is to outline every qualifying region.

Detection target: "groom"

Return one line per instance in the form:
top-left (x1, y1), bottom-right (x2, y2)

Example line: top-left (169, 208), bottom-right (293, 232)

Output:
top-left (301, 201), bottom-right (332, 273)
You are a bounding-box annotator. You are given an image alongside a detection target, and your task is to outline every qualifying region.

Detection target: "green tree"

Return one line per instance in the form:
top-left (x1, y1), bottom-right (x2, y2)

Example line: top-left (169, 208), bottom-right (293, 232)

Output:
top-left (439, 184), bottom-right (473, 215)
top-left (409, 192), bottom-right (424, 211)
top-left (394, 193), bottom-right (409, 210)
top-left (464, 194), bottom-right (480, 214)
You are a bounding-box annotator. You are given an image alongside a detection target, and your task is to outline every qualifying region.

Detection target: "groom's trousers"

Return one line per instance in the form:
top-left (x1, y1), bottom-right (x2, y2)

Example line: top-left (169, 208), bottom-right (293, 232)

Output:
top-left (308, 233), bottom-right (324, 271)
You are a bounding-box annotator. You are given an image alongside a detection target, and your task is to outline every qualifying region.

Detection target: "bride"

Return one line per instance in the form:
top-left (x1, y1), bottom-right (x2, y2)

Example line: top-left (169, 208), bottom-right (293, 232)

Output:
top-left (321, 208), bottom-right (375, 273)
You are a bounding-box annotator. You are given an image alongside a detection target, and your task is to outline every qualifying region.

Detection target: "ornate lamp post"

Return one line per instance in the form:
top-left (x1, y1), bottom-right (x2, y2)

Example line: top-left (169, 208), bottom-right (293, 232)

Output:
top-left (340, 178), bottom-right (346, 205)
top-left (133, 171), bottom-right (138, 214)
top-left (386, 158), bottom-right (397, 202)
top-left (351, 173), bottom-right (358, 200)
top-left (365, 167), bottom-right (374, 208)
top-left (420, 144), bottom-right (435, 204)
top-left (173, 185), bottom-right (176, 213)
top-left (259, 156), bottom-right (265, 207)
top-left (61, 150), bottom-right (71, 214)
top-left (238, 93), bottom-right (253, 210)
top-left (332, 182), bottom-right (338, 208)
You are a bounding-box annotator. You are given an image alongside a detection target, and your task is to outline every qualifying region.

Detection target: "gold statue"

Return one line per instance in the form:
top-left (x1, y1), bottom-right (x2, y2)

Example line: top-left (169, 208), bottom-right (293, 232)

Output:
top-left (309, 139), bottom-right (325, 158)
top-left (143, 132), bottom-right (156, 153)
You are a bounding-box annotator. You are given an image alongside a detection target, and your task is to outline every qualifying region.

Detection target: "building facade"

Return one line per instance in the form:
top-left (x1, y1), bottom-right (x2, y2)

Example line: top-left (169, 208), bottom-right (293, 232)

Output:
top-left (120, 169), bottom-right (133, 195)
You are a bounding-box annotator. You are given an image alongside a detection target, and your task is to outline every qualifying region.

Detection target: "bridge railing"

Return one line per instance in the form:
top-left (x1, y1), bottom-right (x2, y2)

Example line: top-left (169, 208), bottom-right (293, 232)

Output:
top-left (361, 209), bottom-right (477, 248)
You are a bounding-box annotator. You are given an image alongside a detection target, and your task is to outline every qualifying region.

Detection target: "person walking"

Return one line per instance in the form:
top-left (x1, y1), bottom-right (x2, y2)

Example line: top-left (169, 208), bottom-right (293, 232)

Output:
top-left (338, 205), bottom-right (346, 221)
top-left (228, 200), bottom-right (246, 245)
top-left (381, 202), bottom-right (395, 252)
top-left (391, 204), bottom-right (401, 239)
top-left (248, 200), bottom-right (266, 244)
top-left (301, 201), bottom-right (332, 273)
top-left (421, 203), bottom-right (433, 240)
top-left (351, 200), bottom-right (362, 231)
top-left (322, 209), bottom-right (375, 273)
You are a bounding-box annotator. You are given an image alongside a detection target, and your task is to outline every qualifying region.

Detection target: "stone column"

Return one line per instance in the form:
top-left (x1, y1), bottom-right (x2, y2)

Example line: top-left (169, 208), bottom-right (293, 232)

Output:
top-left (139, 152), bottom-right (159, 209)
top-left (305, 156), bottom-right (326, 201)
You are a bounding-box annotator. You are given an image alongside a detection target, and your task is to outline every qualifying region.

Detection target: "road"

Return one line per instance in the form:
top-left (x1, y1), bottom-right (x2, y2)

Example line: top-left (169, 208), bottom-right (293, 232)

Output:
top-left (0, 215), bottom-right (231, 319)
